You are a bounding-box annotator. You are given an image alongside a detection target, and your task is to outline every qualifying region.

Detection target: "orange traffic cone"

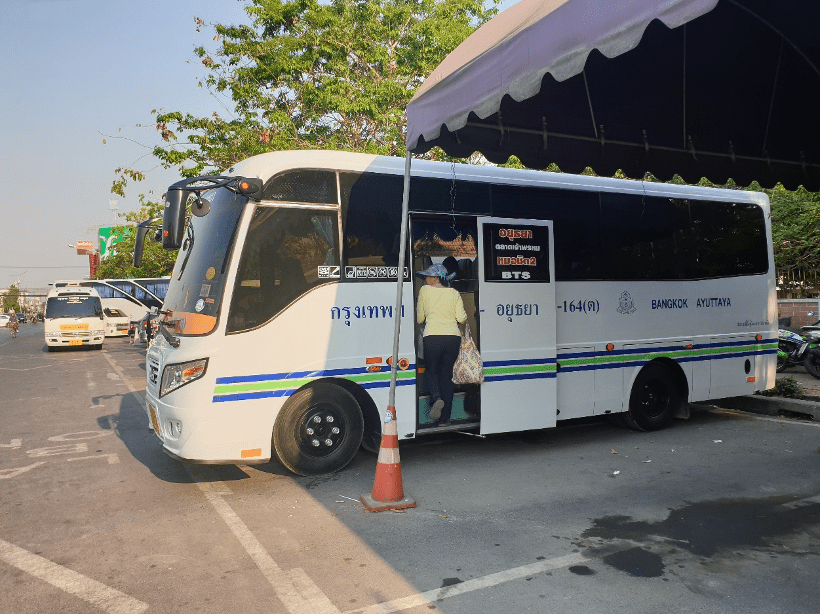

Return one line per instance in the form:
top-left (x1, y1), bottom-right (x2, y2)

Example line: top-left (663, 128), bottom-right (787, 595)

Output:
top-left (360, 406), bottom-right (416, 512)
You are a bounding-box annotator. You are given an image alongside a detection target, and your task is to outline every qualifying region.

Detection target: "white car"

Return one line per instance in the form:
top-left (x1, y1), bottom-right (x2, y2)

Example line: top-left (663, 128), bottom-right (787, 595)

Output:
top-left (103, 308), bottom-right (131, 337)
top-left (0, 314), bottom-right (11, 328)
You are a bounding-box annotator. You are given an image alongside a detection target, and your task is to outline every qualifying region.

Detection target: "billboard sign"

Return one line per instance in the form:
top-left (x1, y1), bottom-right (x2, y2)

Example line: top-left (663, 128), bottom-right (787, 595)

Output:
top-left (75, 240), bottom-right (94, 255)
top-left (99, 227), bottom-right (133, 260)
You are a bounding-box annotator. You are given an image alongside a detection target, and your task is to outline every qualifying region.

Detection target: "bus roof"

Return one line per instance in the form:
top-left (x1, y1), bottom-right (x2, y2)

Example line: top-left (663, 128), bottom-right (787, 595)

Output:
top-left (225, 150), bottom-right (769, 209)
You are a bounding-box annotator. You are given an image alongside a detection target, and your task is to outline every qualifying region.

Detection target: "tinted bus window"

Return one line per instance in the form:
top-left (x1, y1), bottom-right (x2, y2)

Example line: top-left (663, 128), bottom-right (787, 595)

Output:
top-left (689, 200), bottom-right (768, 278)
top-left (491, 184), bottom-right (601, 280)
top-left (408, 176), bottom-right (492, 215)
top-left (341, 172), bottom-right (407, 277)
top-left (227, 208), bottom-right (340, 332)
top-left (599, 194), bottom-right (692, 280)
top-left (263, 169), bottom-right (338, 204)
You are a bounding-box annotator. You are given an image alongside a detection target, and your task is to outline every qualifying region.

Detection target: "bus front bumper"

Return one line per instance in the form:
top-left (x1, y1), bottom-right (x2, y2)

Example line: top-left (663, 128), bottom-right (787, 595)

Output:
top-left (144, 391), bottom-right (278, 465)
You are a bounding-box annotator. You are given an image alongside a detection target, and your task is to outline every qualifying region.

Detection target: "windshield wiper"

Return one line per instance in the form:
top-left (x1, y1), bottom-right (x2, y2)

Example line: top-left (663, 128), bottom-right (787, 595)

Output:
top-left (177, 223), bottom-right (195, 281)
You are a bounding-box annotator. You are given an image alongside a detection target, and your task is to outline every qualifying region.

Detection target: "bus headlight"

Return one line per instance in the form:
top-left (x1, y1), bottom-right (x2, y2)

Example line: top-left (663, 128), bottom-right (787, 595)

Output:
top-left (160, 358), bottom-right (208, 397)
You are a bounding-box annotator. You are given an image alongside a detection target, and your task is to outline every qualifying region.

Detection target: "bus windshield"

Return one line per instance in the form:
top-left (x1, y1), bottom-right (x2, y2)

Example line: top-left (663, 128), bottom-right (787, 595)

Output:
top-left (161, 187), bottom-right (246, 336)
top-left (46, 296), bottom-right (102, 319)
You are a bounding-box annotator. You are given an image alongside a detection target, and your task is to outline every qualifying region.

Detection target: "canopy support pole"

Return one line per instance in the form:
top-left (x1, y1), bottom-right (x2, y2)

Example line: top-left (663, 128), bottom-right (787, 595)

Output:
top-left (361, 150), bottom-right (416, 513)
top-left (388, 150), bottom-right (413, 409)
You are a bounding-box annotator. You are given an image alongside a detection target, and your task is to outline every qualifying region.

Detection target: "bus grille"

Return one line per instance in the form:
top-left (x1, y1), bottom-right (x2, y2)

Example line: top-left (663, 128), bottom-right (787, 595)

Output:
top-left (60, 331), bottom-right (91, 338)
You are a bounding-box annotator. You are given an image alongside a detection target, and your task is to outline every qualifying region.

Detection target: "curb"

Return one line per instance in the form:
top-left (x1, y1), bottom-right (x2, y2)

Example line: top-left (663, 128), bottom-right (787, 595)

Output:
top-left (702, 395), bottom-right (820, 421)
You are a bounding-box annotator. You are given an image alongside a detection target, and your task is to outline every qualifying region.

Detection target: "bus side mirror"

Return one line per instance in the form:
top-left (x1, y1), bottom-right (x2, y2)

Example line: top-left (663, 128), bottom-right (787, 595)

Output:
top-left (133, 217), bottom-right (159, 267)
top-left (163, 188), bottom-right (189, 250)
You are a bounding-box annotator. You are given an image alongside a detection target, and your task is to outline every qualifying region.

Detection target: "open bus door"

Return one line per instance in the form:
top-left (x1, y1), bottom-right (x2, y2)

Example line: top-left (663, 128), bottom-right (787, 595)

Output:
top-left (476, 218), bottom-right (557, 434)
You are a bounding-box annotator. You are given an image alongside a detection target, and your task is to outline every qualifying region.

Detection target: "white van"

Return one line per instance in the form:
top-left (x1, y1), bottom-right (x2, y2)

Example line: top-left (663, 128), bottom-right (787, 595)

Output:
top-left (103, 308), bottom-right (130, 337)
top-left (44, 287), bottom-right (105, 351)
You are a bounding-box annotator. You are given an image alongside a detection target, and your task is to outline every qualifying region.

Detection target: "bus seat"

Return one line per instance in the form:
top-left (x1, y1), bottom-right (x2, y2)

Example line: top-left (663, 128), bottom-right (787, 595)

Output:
top-left (279, 258), bottom-right (308, 294)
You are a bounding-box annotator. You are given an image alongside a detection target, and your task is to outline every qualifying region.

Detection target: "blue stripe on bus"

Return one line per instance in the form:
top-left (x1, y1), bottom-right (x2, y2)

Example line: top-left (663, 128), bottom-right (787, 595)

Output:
top-left (558, 338), bottom-right (777, 361)
top-left (215, 364), bottom-right (415, 385)
top-left (558, 347), bottom-right (777, 373)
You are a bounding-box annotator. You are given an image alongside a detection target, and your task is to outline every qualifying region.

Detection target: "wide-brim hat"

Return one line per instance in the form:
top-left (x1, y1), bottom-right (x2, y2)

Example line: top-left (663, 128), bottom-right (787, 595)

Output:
top-left (416, 263), bottom-right (456, 281)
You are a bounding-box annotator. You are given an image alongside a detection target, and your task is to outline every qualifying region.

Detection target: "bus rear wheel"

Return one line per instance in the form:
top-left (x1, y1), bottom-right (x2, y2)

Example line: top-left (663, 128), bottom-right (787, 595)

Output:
top-left (623, 362), bottom-right (678, 432)
top-left (273, 383), bottom-right (364, 476)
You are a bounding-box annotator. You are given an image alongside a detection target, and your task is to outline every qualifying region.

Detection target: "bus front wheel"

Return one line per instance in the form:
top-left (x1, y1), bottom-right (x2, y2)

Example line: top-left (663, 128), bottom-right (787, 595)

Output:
top-left (273, 383), bottom-right (364, 476)
top-left (623, 362), bottom-right (678, 432)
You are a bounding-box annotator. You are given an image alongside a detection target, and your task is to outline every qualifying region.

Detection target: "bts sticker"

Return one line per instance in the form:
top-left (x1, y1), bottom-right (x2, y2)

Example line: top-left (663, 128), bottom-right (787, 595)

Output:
top-left (345, 266), bottom-right (409, 280)
top-left (482, 224), bottom-right (550, 282)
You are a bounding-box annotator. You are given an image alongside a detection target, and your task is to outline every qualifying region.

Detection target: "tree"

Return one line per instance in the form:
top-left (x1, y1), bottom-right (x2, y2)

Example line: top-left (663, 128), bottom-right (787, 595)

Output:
top-left (113, 0), bottom-right (498, 194)
top-left (768, 185), bottom-right (820, 291)
top-left (3, 285), bottom-right (21, 313)
top-left (94, 195), bottom-right (178, 279)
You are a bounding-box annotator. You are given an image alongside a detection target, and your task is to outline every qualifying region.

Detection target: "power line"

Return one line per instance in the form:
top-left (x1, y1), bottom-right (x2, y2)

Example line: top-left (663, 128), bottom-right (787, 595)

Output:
top-left (0, 265), bottom-right (88, 269)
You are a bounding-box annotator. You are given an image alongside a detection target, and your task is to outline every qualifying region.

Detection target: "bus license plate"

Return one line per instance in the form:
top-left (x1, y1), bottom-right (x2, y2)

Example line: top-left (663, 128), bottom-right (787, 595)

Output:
top-left (69, 340), bottom-right (82, 346)
top-left (148, 404), bottom-right (160, 434)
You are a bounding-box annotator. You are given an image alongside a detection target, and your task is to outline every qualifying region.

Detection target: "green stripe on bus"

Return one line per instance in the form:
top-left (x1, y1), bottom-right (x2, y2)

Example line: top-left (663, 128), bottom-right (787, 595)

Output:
top-left (213, 370), bottom-right (416, 395)
top-left (483, 364), bottom-right (556, 377)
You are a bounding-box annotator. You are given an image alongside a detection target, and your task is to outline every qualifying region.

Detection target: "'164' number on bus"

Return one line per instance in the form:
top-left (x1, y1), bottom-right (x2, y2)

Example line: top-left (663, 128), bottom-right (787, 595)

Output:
top-left (560, 300), bottom-right (600, 314)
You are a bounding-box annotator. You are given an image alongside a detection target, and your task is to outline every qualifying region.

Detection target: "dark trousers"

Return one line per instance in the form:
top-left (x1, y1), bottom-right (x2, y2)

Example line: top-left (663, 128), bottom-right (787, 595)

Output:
top-left (423, 335), bottom-right (461, 422)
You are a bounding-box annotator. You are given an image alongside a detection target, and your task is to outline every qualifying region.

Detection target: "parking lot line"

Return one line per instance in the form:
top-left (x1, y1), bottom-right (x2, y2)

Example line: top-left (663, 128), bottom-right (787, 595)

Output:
top-left (0, 538), bottom-right (148, 614)
top-left (342, 551), bottom-right (587, 614)
top-left (186, 467), bottom-right (341, 614)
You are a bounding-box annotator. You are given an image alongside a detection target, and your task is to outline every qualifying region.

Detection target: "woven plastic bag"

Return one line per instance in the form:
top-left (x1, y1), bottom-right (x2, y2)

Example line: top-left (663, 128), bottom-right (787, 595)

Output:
top-left (452, 324), bottom-right (484, 384)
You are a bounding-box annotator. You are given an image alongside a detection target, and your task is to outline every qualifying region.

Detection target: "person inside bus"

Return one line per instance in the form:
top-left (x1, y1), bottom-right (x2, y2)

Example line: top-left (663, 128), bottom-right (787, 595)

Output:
top-left (416, 263), bottom-right (467, 426)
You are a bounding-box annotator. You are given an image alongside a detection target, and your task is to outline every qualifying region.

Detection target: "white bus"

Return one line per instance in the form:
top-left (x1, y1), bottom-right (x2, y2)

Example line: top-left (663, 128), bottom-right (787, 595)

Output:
top-left (53, 278), bottom-right (169, 323)
top-left (135, 150), bottom-right (776, 475)
top-left (44, 286), bottom-right (105, 351)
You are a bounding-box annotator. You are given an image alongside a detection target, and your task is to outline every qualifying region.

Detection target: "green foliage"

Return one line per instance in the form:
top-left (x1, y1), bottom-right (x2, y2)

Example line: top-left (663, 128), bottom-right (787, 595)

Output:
top-left (127, 0), bottom-right (498, 183)
top-left (768, 184), bottom-right (820, 272)
top-left (94, 195), bottom-right (178, 279)
top-left (499, 155), bottom-right (526, 169)
top-left (759, 376), bottom-right (802, 398)
top-left (3, 285), bottom-right (21, 312)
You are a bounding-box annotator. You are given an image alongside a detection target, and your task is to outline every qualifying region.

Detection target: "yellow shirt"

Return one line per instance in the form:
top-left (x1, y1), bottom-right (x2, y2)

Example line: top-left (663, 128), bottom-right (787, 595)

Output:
top-left (416, 285), bottom-right (467, 337)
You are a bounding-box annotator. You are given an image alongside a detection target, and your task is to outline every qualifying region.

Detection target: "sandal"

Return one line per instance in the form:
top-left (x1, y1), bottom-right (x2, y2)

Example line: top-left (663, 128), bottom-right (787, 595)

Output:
top-left (429, 398), bottom-right (444, 420)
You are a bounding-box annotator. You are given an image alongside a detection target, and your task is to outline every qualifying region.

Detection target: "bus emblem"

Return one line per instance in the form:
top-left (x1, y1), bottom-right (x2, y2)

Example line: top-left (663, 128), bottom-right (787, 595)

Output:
top-left (617, 291), bottom-right (636, 315)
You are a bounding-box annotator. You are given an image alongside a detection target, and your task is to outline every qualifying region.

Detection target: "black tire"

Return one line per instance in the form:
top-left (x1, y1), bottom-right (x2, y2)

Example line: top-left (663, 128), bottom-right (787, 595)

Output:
top-left (272, 383), bottom-right (364, 476)
top-left (776, 352), bottom-right (789, 372)
top-left (804, 351), bottom-right (820, 379)
top-left (622, 362), bottom-right (679, 432)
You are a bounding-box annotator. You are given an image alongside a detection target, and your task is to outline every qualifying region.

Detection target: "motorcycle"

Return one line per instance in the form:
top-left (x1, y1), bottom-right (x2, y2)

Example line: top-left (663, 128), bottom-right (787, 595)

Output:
top-left (777, 324), bottom-right (820, 377)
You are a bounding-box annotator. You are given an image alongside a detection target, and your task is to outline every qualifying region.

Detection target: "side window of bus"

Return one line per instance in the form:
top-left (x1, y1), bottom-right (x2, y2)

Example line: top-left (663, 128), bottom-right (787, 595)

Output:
top-left (340, 172), bottom-right (407, 276)
top-left (227, 207), bottom-right (340, 333)
top-left (689, 200), bottom-right (768, 278)
top-left (599, 194), bottom-right (692, 280)
top-left (263, 169), bottom-right (337, 204)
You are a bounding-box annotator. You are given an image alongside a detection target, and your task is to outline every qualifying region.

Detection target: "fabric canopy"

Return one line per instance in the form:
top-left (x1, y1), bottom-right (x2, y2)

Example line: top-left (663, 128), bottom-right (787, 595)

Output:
top-left (406, 0), bottom-right (820, 191)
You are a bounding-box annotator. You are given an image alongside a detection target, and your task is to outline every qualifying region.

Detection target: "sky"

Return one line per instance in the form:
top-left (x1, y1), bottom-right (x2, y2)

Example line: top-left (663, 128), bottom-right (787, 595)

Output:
top-left (0, 0), bottom-right (519, 291)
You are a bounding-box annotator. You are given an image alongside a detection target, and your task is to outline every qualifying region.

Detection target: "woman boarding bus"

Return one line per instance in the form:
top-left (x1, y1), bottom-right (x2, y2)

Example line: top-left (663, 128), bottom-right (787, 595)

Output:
top-left (135, 150), bottom-right (777, 475)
